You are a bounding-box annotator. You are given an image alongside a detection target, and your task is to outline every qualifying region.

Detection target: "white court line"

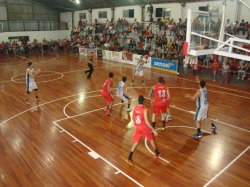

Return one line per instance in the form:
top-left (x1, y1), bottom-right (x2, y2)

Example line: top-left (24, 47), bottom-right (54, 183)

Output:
top-left (63, 95), bottom-right (102, 118)
top-left (170, 105), bottom-right (250, 133)
top-left (56, 98), bottom-right (136, 122)
top-left (203, 145), bottom-right (250, 187)
top-left (1, 86), bottom-right (248, 132)
top-left (144, 126), bottom-right (211, 165)
top-left (11, 71), bottom-right (64, 84)
top-left (0, 64), bottom-right (117, 85)
top-left (54, 122), bottom-right (144, 187)
top-left (144, 138), bottom-right (170, 164)
top-left (62, 65), bottom-right (116, 74)
top-left (16, 53), bottom-right (59, 64)
top-left (3, 54), bottom-right (250, 96)
top-left (72, 140), bottom-right (78, 143)
top-left (0, 89), bottom-right (102, 126)
top-left (116, 63), bottom-right (250, 95)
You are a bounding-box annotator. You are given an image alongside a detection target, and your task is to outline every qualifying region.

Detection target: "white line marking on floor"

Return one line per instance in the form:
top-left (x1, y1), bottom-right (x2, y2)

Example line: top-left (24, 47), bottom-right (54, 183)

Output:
top-left (116, 63), bottom-right (250, 95)
top-left (115, 171), bottom-right (121, 175)
top-left (170, 105), bottom-right (250, 133)
top-left (72, 140), bottom-right (78, 143)
top-left (0, 89), bottom-right (102, 126)
top-left (54, 122), bottom-right (144, 187)
top-left (203, 145), bottom-right (250, 187)
top-left (144, 138), bottom-right (170, 164)
top-left (88, 151), bottom-right (100, 159)
top-left (63, 95), bottom-right (102, 118)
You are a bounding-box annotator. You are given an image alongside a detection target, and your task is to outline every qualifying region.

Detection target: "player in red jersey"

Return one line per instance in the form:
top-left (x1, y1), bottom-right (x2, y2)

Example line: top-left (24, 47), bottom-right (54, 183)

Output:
top-left (125, 95), bottom-right (160, 166)
top-left (101, 72), bottom-right (114, 116)
top-left (149, 77), bottom-right (170, 130)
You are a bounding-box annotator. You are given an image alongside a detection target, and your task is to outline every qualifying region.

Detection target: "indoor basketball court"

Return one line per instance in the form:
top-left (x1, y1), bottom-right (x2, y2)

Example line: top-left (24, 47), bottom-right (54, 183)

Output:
top-left (0, 0), bottom-right (249, 186)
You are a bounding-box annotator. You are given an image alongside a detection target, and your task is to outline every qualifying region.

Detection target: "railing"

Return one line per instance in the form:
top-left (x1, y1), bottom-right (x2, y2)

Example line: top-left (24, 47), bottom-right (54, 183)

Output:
top-left (0, 21), bottom-right (68, 32)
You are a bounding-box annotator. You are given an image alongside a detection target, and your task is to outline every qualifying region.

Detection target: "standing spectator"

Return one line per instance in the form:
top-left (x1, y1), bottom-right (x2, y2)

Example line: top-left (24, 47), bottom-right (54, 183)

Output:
top-left (230, 58), bottom-right (238, 77)
top-left (222, 60), bottom-right (230, 83)
top-left (183, 55), bottom-right (190, 76)
top-left (212, 59), bottom-right (220, 82)
top-left (239, 19), bottom-right (246, 35)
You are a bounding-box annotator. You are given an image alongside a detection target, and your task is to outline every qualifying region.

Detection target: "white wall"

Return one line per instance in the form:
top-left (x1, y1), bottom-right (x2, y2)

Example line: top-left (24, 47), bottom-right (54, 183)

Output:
top-left (74, 10), bottom-right (90, 26)
top-left (145, 3), bottom-right (182, 22)
top-left (0, 30), bottom-right (71, 42)
top-left (0, 6), bottom-right (7, 20)
top-left (239, 0), bottom-right (250, 22)
top-left (92, 8), bottom-right (112, 23)
top-left (114, 5), bottom-right (141, 23)
top-left (60, 12), bottom-right (73, 29)
top-left (59, 0), bottom-right (250, 26)
top-left (184, 1), bottom-right (237, 23)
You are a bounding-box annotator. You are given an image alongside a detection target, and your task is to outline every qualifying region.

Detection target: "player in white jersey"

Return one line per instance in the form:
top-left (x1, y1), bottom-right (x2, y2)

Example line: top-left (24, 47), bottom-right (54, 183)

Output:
top-left (131, 55), bottom-right (148, 86)
top-left (186, 80), bottom-right (217, 138)
top-left (26, 61), bottom-right (40, 104)
top-left (117, 76), bottom-right (131, 112)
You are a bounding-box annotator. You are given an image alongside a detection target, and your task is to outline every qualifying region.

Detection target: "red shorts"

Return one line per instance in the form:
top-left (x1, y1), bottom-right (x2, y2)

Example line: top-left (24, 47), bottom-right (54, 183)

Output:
top-left (101, 92), bottom-right (113, 103)
top-left (132, 127), bottom-right (153, 142)
top-left (153, 102), bottom-right (167, 114)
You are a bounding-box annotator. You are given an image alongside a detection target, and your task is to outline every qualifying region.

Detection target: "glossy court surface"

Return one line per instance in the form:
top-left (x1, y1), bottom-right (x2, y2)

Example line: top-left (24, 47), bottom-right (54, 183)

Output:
top-left (0, 53), bottom-right (249, 187)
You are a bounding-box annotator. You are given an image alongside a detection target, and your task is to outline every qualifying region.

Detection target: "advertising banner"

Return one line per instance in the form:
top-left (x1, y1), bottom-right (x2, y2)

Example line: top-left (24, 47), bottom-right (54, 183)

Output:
top-left (151, 58), bottom-right (178, 73)
top-left (110, 51), bottom-right (122, 62)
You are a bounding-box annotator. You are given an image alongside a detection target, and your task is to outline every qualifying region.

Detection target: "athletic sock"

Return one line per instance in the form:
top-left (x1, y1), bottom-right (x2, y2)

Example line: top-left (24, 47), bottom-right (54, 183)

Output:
top-left (211, 123), bottom-right (215, 127)
top-left (128, 104), bottom-right (131, 108)
top-left (152, 122), bottom-right (156, 129)
top-left (197, 128), bottom-right (201, 134)
top-left (162, 120), bottom-right (165, 127)
top-left (128, 151), bottom-right (134, 160)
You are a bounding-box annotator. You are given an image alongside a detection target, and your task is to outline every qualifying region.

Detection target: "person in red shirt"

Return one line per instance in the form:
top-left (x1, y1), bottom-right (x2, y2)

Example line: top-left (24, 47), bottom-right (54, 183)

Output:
top-left (125, 95), bottom-right (159, 166)
top-left (230, 58), bottom-right (238, 77)
top-left (101, 72), bottom-right (114, 116)
top-left (211, 59), bottom-right (220, 82)
top-left (149, 77), bottom-right (170, 130)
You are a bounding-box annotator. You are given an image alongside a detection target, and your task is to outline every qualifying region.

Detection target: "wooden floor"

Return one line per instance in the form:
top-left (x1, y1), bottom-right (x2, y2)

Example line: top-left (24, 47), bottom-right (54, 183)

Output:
top-left (0, 53), bottom-right (249, 187)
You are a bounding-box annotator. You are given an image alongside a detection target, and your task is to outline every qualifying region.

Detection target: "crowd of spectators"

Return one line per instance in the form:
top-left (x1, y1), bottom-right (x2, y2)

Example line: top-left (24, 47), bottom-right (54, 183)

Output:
top-left (0, 17), bottom-right (249, 83)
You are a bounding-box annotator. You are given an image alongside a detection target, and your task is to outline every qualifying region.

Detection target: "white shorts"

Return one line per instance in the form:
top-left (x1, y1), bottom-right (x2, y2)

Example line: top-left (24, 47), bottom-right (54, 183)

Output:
top-left (118, 93), bottom-right (131, 102)
top-left (135, 70), bottom-right (143, 77)
top-left (194, 106), bottom-right (208, 121)
top-left (27, 82), bottom-right (38, 93)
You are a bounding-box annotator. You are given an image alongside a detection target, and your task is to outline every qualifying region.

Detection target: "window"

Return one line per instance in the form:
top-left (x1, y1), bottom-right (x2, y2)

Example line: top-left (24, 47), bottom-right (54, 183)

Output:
top-left (79, 13), bottom-right (86, 20)
top-left (164, 8), bottom-right (171, 17)
top-left (156, 8), bottom-right (163, 17)
top-left (123, 9), bottom-right (134, 18)
top-left (98, 11), bottom-right (107, 18)
top-left (156, 8), bottom-right (171, 17)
